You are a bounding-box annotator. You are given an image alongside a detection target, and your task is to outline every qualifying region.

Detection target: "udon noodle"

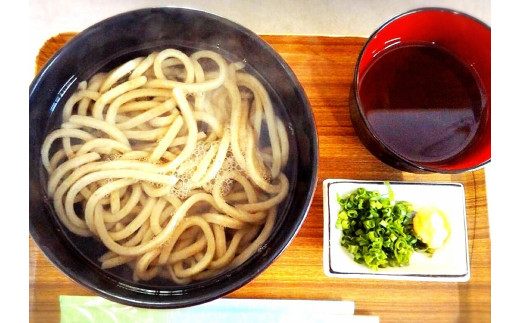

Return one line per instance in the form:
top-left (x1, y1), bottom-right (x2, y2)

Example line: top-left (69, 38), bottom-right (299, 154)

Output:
top-left (41, 48), bottom-right (290, 284)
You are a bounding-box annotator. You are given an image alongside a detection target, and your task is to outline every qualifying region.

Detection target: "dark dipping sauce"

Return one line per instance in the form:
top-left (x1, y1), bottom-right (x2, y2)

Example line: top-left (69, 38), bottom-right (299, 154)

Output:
top-left (358, 43), bottom-right (486, 165)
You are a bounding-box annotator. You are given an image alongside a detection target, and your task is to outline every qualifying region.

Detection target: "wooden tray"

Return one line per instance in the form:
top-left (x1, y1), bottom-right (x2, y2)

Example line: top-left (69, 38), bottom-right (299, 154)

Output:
top-left (30, 33), bottom-right (491, 323)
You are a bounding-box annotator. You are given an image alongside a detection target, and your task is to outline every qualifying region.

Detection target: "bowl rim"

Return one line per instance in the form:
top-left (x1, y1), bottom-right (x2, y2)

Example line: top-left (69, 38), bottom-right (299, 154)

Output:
top-left (352, 7), bottom-right (491, 174)
top-left (29, 6), bottom-right (319, 308)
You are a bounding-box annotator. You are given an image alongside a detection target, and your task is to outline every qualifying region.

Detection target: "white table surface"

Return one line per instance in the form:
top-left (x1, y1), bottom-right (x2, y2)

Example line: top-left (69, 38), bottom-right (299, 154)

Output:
top-left (28, 0), bottom-right (491, 80)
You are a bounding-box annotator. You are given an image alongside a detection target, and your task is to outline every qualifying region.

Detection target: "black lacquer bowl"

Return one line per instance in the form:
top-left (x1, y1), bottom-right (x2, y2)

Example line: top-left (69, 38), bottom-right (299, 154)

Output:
top-left (29, 7), bottom-right (318, 308)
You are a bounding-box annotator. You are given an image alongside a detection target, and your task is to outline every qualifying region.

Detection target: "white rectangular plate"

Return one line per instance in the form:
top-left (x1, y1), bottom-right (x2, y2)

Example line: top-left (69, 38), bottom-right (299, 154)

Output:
top-left (323, 179), bottom-right (470, 282)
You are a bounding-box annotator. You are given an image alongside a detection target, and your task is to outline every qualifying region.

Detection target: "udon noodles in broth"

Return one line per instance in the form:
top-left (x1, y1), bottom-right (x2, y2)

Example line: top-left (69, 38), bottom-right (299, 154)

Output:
top-left (41, 48), bottom-right (291, 284)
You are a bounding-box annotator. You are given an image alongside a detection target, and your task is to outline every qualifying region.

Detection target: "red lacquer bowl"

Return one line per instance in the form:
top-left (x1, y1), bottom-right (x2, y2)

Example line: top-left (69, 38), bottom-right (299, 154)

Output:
top-left (351, 8), bottom-right (491, 173)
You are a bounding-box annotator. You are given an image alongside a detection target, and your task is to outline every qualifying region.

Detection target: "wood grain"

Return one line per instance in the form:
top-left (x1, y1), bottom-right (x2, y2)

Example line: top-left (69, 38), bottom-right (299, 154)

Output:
top-left (30, 33), bottom-right (491, 323)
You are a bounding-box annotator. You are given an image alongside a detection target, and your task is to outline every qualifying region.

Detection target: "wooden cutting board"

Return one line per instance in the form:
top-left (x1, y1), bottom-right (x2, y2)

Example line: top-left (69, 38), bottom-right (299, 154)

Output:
top-left (30, 33), bottom-right (491, 323)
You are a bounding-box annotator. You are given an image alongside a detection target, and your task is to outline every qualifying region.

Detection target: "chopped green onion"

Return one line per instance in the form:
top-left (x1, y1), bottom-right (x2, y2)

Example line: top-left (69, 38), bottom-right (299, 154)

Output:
top-left (384, 181), bottom-right (394, 201)
top-left (335, 184), bottom-right (420, 270)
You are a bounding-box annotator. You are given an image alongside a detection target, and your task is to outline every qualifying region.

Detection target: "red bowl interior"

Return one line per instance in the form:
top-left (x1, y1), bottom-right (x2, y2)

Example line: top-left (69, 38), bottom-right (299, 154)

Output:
top-left (356, 8), bottom-right (490, 172)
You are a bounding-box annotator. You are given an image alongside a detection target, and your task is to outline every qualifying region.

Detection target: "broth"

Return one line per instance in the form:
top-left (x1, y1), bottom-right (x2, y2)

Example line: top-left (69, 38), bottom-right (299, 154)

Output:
top-left (358, 43), bottom-right (486, 164)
